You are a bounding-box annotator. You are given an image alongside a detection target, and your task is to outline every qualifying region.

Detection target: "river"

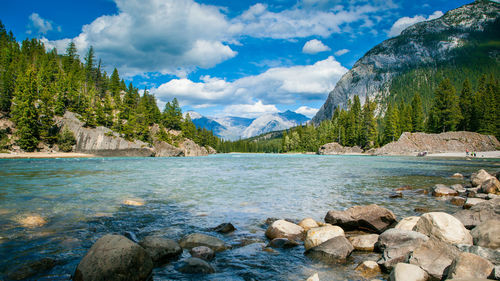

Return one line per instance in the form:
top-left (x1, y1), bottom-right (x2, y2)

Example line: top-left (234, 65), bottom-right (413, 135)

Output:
top-left (0, 154), bottom-right (498, 280)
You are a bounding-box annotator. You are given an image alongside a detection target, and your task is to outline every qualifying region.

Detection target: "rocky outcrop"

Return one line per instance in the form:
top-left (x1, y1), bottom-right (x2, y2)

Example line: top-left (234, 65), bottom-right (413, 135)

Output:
top-left (325, 204), bottom-right (397, 233)
top-left (317, 142), bottom-right (363, 155)
top-left (179, 139), bottom-right (208, 156)
top-left (153, 141), bottom-right (184, 157)
top-left (58, 112), bottom-right (155, 157)
top-left (373, 131), bottom-right (500, 156)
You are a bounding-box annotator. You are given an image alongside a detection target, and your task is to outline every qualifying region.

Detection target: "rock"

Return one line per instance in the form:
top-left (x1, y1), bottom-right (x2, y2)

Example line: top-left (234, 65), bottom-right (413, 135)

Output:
top-left (395, 185), bottom-right (412, 191)
top-left (298, 218), bottom-right (320, 232)
top-left (471, 220), bottom-right (500, 249)
top-left (324, 204), bottom-right (397, 233)
top-left (488, 193), bottom-right (500, 200)
top-left (189, 246), bottom-right (215, 261)
top-left (139, 236), bottom-right (182, 265)
top-left (431, 184), bottom-right (458, 197)
top-left (206, 146), bottom-right (217, 154)
top-left (413, 212), bottom-right (472, 245)
top-left (153, 141), bottom-right (184, 157)
top-left (306, 273), bottom-right (320, 281)
top-left (74, 234), bottom-right (153, 281)
top-left (492, 265), bottom-right (500, 280)
top-left (389, 192), bottom-right (403, 198)
top-left (472, 169), bottom-right (494, 187)
top-left (123, 199), bottom-right (144, 206)
top-left (317, 142), bottom-right (363, 155)
top-left (407, 237), bottom-right (460, 280)
top-left (267, 238), bottom-right (299, 249)
top-left (176, 257), bottom-right (215, 274)
top-left (389, 263), bottom-right (428, 281)
top-left (481, 177), bottom-right (500, 194)
top-left (348, 234), bottom-right (379, 251)
top-left (456, 244), bottom-right (500, 265)
top-left (376, 229), bottom-right (429, 270)
top-left (123, 231), bottom-right (139, 243)
top-left (446, 252), bottom-right (494, 279)
top-left (265, 220), bottom-right (304, 241)
top-left (179, 139), bottom-right (208, 156)
top-left (453, 198), bottom-right (500, 229)
top-left (395, 216), bottom-right (420, 231)
top-left (451, 184), bottom-right (467, 194)
top-left (17, 214), bottom-right (47, 228)
top-left (452, 173), bottom-right (464, 179)
top-left (305, 236), bottom-right (354, 263)
top-left (304, 225), bottom-right (345, 250)
top-left (451, 196), bottom-right (467, 206)
top-left (355, 260), bottom-right (381, 278)
top-left (475, 193), bottom-right (490, 199)
top-left (464, 197), bottom-right (487, 209)
top-left (211, 222), bottom-right (236, 234)
top-left (7, 258), bottom-right (57, 280)
top-left (179, 233), bottom-right (226, 252)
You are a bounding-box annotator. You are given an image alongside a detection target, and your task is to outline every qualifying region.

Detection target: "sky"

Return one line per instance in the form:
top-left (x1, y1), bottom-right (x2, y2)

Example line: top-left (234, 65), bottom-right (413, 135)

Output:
top-left (1, 0), bottom-right (474, 118)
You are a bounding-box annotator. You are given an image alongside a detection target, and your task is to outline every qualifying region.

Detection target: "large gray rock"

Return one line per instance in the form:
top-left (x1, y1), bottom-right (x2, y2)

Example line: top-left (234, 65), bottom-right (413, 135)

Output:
top-left (394, 216), bottom-right (420, 231)
top-left (153, 141), bottom-right (184, 157)
top-left (58, 112), bottom-right (155, 157)
top-left (305, 236), bottom-right (354, 263)
top-left (481, 177), bottom-right (500, 195)
top-left (376, 229), bottom-right (429, 270)
top-left (456, 244), bottom-right (500, 265)
top-left (265, 220), bottom-right (304, 241)
top-left (348, 234), bottom-right (379, 251)
top-left (431, 184), bottom-right (458, 197)
top-left (407, 237), bottom-right (460, 280)
top-left (138, 236), bottom-right (182, 266)
top-left (413, 212), bottom-right (472, 245)
top-left (74, 234), bottom-right (153, 281)
top-left (389, 263), bottom-right (428, 281)
top-left (176, 257), bottom-right (215, 274)
top-left (445, 252), bottom-right (494, 280)
top-left (324, 204), bottom-right (397, 233)
top-left (471, 220), bottom-right (500, 249)
top-left (180, 139), bottom-right (208, 156)
top-left (453, 198), bottom-right (500, 229)
top-left (472, 169), bottom-right (495, 187)
top-left (464, 198), bottom-right (487, 209)
top-left (179, 233), bottom-right (226, 252)
top-left (304, 225), bottom-right (344, 250)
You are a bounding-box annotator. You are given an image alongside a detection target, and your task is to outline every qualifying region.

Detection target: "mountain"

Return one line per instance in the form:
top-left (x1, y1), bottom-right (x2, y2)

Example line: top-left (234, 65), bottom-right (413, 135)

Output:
top-left (186, 110), bottom-right (309, 140)
top-left (312, 0), bottom-right (500, 123)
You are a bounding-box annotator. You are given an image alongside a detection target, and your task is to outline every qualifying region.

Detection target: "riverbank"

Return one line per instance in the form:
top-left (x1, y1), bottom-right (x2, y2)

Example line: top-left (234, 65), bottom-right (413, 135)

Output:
top-left (426, 151), bottom-right (500, 158)
top-left (0, 152), bottom-right (95, 159)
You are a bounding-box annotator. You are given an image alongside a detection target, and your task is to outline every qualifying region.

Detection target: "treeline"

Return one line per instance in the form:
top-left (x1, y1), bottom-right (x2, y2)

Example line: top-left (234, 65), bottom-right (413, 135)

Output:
top-left (280, 75), bottom-right (499, 153)
top-left (217, 138), bottom-right (282, 153)
top-left (0, 21), bottom-right (218, 152)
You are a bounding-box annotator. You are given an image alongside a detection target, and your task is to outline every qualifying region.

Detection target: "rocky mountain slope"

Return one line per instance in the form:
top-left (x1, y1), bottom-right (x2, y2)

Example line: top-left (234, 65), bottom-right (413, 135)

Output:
top-left (312, 0), bottom-right (500, 123)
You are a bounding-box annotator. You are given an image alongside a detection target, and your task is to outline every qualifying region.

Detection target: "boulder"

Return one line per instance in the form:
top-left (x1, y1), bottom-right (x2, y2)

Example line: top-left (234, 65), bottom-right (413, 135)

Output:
top-left (7, 258), bottom-right (57, 280)
top-left (153, 141), bottom-right (184, 157)
top-left (211, 222), bottom-right (236, 234)
top-left (305, 236), bottom-right (354, 263)
top-left (464, 198), bottom-right (487, 209)
top-left (189, 246), bottom-right (215, 261)
top-left (413, 212), bottom-right (472, 245)
top-left (324, 204), bottom-right (397, 233)
top-left (176, 257), bottom-right (215, 274)
top-left (407, 237), bottom-right (460, 280)
top-left (471, 169), bottom-right (494, 187)
top-left (394, 216), bottom-right (420, 231)
top-left (376, 229), bottom-right (429, 270)
top-left (206, 146), bottom-right (217, 154)
top-left (348, 234), bottom-right (379, 251)
top-left (298, 218), bottom-right (320, 232)
top-left (453, 198), bottom-right (500, 229)
top-left (138, 236), bottom-right (182, 266)
top-left (456, 244), bottom-right (500, 265)
top-left (74, 234), bottom-right (153, 281)
top-left (267, 238), bottom-right (299, 249)
top-left (389, 263), bottom-right (428, 281)
top-left (452, 173), bottom-right (464, 179)
top-left (481, 177), bottom-right (500, 195)
top-left (179, 233), bottom-right (226, 252)
top-left (450, 196), bottom-right (466, 207)
top-left (179, 139), bottom-right (208, 156)
top-left (431, 184), bottom-right (458, 197)
top-left (492, 265), bottom-right (500, 280)
top-left (445, 252), bottom-right (494, 280)
top-left (306, 273), bottom-right (320, 281)
top-left (471, 220), bottom-right (500, 249)
top-left (355, 260), bottom-right (381, 278)
top-left (304, 225), bottom-right (345, 250)
top-left (265, 220), bottom-right (304, 241)
top-left (450, 184), bottom-right (466, 194)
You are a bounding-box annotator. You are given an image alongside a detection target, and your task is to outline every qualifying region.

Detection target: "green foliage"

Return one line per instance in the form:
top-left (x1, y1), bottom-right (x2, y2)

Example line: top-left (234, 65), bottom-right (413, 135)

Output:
top-left (57, 128), bottom-right (76, 152)
top-left (410, 93), bottom-right (424, 132)
top-left (162, 98), bottom-right (182, 130)
top-left (427, 79), bottom-right (462, 133)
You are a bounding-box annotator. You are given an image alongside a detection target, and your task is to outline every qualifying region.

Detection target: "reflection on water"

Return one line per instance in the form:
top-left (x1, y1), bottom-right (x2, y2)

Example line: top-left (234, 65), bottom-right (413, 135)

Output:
top-left (0, 154), bottom-right (498, 280)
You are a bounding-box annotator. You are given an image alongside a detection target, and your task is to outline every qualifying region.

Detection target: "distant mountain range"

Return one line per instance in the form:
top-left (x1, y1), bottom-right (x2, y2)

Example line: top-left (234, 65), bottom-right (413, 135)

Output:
top-left (185, 110), bottom-right (309, 140)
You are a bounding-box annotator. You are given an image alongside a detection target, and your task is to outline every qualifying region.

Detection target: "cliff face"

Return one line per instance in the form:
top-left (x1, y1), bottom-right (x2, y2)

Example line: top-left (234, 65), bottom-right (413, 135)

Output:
top-left (312, 0), bottom-right (500, 123)
top-left (373, 131), bottom-right (500, 155)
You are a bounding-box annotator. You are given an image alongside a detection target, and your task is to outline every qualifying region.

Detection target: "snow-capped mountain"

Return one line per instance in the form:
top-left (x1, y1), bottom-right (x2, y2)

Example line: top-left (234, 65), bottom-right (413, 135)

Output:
top-left (185, 110), bottom-right (309, 140)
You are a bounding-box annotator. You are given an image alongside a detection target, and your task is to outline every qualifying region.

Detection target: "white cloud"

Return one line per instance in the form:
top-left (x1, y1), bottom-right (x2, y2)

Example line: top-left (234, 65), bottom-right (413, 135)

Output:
top-left (302, 39), bottom-right (331, 54)
top-left (334, 48), bottom-right (349, 56)
top-left (28, 13), bottom-right (54, 35)
top-left (222, 101), bottom-right (279, 118)
top-left (43, 0), bottom-right (236, 77)
top-left (388, 10), bottom-right (443, 37)
top-left (295, 106), bottom-right (319, 118)
top-left (152, 56), bottom-right (348, 114)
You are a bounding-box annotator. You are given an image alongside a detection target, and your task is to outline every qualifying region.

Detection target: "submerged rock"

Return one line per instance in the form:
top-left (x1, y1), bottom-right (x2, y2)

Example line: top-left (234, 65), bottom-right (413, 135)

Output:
top-left (179, 233), bottom-right (226, 252)
top-left (139, 236), bottom-right (182, 265)
top-left (413, 212), bottom-right (472, 245)
top-left (211, 222), bottom-right (236, 234)
top-left (7, 258), bottom-right (57, 280)
top-left (389, 263), bottom-right (428, 281)
top-left (74, 234), bottom-right (153, 281)
top-left (305, 236), bottom-right (354, 263)
top-left (471, 219), bottom-right (500, 249)
top-left (190, 246), bottom-right (215, 261)
top-left (445, 252), bottom-right (494, 280)
top-left (304, 225), bottom-right (344, 250)
top-left (265, 220), bottom-right (304, 241)
top-left (267, 238), bottom-right (299, 249)
top-left (176, 257), bottom-right (215, 274)
top-left (324, 204), bottom-right (396, 233)
top-left (17, 214), bottom-right (47, 228)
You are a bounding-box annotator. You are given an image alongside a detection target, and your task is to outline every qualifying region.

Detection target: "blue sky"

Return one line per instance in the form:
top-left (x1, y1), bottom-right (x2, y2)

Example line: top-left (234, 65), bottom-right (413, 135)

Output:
top-left (2, 0), bottom-right (473, 118)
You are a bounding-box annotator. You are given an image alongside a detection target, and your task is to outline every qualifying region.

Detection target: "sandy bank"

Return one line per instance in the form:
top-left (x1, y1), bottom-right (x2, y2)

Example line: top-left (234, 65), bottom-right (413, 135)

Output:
top-left (425, 150), bottom-right (500, 158)
top-left (0, 152), bottom-right (95, 159)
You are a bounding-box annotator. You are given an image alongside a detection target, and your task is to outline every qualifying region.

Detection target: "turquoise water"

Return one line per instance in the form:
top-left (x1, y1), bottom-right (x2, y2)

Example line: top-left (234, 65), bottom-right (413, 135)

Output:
top-left (0, 154), bottom-right (498, 280)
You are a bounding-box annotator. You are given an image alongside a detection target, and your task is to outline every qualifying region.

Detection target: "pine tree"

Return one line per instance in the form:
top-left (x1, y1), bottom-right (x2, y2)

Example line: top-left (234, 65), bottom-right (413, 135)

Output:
top-left (427, 78), bottom-right (462, 133)
top-left (163, 98), bottom-right (182, 130)
top-left (458, 79), bottom-right (474, 131)
top-left (410, 93), bottom-right (424, 132)
top-left (361, 96), bottom-right (377, 149)
top-left (383, 103), bottom-right (400, 144)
